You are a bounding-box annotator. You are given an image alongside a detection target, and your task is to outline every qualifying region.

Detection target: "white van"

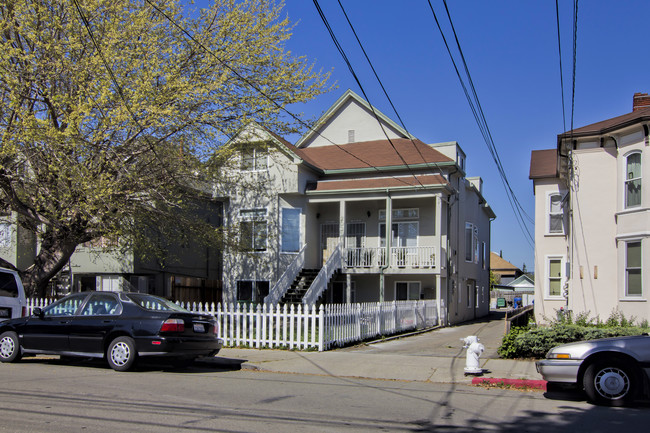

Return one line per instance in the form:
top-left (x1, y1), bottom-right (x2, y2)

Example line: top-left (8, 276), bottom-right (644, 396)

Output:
top-left (0, 267), bottom-right (27, 321)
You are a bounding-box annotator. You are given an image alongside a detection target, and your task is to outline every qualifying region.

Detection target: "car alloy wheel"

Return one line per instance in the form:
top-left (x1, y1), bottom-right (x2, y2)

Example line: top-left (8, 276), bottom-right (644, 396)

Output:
top-left (0, 331), bottom-right (22, 363)
top-left (584, 359), bottom-right (638, 406)
top-left (107, 336), bottom-right (136, 372)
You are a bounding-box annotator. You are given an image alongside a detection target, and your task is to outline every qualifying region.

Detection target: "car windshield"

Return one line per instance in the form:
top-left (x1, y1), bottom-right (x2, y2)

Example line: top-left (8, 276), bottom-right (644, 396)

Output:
top-left (123, 293), bottom-right (190, 313)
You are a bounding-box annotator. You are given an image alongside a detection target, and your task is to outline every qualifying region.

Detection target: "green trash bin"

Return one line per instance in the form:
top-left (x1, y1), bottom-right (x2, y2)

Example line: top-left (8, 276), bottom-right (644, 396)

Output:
top-left (496, 297), bottom-right (506, 308)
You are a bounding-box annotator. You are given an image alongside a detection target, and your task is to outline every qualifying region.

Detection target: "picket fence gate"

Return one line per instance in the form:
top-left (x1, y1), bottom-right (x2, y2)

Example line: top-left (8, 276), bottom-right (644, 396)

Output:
top-left (26, 298), bottom-right (438, 352)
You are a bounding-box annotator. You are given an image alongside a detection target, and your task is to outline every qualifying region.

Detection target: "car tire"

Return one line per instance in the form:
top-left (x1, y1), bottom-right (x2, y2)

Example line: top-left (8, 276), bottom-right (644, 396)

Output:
top-left (0, 331), bottom-right (22, 363)
top-left (107, 336), bottom-right (137, 372)
top-left (583, 358), bottom-right (639, 406)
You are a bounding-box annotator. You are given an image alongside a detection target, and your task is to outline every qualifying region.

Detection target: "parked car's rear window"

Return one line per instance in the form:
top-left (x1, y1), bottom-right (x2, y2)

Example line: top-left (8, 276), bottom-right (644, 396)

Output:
top-left (124, 293), bottom-right (190, 313)
top-left (0, 273), bottom-right (18, 298)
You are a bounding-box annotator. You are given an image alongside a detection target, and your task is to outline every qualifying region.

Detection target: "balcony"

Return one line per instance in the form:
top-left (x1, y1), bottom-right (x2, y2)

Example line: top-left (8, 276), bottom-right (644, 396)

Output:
top-left (344, 246), bottom-right (436, 269)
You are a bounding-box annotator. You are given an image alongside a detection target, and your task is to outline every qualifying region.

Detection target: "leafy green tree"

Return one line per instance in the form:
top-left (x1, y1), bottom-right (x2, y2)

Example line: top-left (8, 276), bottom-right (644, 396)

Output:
top-left (0, 0), bottom-right (329, 295)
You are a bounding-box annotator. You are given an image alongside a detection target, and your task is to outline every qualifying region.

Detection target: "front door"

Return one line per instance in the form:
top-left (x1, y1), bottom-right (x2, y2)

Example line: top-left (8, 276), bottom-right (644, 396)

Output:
top-left (320, 223), bottom-right (339, 266)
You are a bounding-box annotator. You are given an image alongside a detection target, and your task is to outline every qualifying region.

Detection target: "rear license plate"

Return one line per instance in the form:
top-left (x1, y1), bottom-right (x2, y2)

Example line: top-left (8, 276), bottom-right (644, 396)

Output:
top-left (193, 323), bottom-right (206, 333)
top-left (0, 308), bottom-right (10, 318)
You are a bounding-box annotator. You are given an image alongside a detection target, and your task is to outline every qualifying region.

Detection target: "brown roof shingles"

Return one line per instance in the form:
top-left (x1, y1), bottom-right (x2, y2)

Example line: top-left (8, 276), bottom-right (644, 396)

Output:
top-left (529, 149), bottom-right (558, 179)
top-left (292, 138), bottom-right (453, 171)
top-left (559, 106), bottom-right (650, 138)
top-left (309, 175), bottom-right (448, 192)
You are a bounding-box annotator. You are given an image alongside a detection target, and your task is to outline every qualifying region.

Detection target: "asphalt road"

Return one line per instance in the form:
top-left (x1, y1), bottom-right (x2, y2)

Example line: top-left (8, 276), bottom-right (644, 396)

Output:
top-left (2, 357), bottom-right (650, 432)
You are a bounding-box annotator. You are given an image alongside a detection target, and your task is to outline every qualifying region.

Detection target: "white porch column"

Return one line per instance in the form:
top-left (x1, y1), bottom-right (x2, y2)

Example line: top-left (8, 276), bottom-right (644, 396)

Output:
top-left (435, 195), bottom-right (443, 323)
top-left (346, 273), bottom-right (352, 304)
top-left (339, 200), bottom-right (346, 243)
top-left (379, 194), bottom-right (392, 302)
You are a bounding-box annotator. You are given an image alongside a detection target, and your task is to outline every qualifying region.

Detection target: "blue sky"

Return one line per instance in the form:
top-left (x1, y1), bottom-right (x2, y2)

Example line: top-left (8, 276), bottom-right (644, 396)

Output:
top-left (197, 1), bottom-right (650, 271)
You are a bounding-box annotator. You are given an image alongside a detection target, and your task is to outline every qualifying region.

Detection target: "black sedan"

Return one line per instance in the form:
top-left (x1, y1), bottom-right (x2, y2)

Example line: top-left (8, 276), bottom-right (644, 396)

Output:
top-left (0, 291), bottom-right (222, 371)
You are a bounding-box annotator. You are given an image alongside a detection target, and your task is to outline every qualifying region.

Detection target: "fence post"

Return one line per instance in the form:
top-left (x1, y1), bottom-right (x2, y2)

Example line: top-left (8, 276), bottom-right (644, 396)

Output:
top-left (318, 304), bottom-right (325, 352)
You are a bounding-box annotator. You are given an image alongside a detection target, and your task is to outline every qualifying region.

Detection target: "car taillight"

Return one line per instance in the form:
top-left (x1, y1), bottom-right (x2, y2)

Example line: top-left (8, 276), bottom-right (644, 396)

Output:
top-left (160, 318), bottom-right (185, 332)
top-left (213, 321), bottom-right (219, 335)
top-left (21, 306), bottom-right (27, 317)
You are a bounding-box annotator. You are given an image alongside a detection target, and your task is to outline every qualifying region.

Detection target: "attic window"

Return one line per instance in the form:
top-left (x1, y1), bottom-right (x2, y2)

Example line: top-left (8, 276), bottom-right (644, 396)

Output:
top-left (348, 129), bottom-right (355, 143)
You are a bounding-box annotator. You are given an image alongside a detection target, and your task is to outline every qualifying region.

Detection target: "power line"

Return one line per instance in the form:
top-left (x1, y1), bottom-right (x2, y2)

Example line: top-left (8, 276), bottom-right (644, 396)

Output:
top-left (144, 0), bottom-right (421, 189)
top-left (427, 0), bottom-right (534, 247)
top-left (336, 0), bottom-right (434, 170)
top-left (555, 0), bottom-right (567, 133)
top-left (312, 0), bottom-right (425, 188)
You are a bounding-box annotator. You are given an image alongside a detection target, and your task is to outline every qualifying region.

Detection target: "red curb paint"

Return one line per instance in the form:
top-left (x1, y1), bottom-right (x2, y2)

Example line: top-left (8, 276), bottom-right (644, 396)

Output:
top-left (471, 377), bottom-right (547, 391)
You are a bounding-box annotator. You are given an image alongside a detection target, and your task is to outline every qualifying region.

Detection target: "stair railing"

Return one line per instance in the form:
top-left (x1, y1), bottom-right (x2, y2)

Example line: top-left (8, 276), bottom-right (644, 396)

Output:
top-left (302, 242), bottom-right (342, 307)
top-left (264, 244), bottom-right (307, 305)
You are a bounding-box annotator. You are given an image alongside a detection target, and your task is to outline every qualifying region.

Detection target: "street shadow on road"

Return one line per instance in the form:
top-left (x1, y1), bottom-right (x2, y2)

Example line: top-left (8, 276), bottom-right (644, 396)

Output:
top-left (20, 354), bottom-right (247, 373)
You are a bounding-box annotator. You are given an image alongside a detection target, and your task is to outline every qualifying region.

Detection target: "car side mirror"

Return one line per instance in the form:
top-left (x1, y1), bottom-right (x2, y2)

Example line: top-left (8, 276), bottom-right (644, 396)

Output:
top-left (33, 307), bottom-right (44, 318)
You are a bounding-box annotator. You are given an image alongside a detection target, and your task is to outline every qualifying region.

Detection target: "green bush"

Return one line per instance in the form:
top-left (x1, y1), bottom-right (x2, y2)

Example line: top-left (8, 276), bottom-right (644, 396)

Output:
top-left (499, 324), bottom-right (649, 359)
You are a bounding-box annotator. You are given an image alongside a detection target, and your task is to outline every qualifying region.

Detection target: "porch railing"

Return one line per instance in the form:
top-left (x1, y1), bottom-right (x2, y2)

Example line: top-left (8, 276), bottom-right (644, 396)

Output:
top-left (264, 244), bottom-right (306, 305)
top-left (344, 246), bottom-right (435, 269)
top-left (302, 242), bottom-right (342, 307)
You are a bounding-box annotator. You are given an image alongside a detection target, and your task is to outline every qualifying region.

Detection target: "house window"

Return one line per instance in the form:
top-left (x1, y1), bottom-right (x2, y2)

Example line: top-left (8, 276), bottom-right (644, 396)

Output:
top-left (237, 280), bottom-right (269, 303)
top-left (240, 208), bottom-right (267, 252)
top-left (281, 208), bottom-right (301, 253)
top-left (547, 257), bottom-right (564, 297)
top-left (347, 129), bottom-right (355, 143)
top-left (626, 241), bottom-right (642, 297)
top-left (379, 222), bottom-right (418, 247)
top-left (548, 193), bottom-right (564, 234)
top-left (379, 208), bottom-right (419, 221)
top-left (465, 223), bottom-right (478, 263)
top-left (395, 281), bottom-right (420, 301)
top-left (625, 152), bottom-right (641, 208)
top-left (241, 146), bottom-right (268, 171)
top-left (0, 223), bottom-right (11, 247)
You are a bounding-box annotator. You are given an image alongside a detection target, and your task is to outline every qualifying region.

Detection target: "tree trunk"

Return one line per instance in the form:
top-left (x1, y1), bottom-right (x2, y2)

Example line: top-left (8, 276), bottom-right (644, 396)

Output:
top-left (21, 235), bottom-right (80, 297)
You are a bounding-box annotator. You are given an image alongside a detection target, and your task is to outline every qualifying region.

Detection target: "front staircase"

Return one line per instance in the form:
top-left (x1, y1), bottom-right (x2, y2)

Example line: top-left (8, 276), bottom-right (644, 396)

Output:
top-left (279, 269), bottom-right (320, 304)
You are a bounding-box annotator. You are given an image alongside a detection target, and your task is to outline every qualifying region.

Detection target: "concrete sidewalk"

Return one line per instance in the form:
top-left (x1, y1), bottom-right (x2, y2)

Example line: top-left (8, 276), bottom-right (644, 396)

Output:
top-left (202, 311), bottom-right (544, 386)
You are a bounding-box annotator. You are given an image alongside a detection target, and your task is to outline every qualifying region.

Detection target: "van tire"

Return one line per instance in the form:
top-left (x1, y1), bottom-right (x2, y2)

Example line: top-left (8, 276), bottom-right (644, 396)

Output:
top-left (0, 331), bottom-right (22, 363)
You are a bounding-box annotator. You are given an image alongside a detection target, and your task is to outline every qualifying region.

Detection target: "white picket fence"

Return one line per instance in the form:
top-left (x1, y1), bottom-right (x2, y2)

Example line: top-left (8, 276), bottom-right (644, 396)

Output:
top-left (26, 298), bottom-right (438, 352)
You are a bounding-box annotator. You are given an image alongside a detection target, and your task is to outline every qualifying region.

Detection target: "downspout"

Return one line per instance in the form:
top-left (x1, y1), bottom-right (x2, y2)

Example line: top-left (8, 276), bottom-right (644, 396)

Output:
top-left (379, 189), bottom-right (391, 302)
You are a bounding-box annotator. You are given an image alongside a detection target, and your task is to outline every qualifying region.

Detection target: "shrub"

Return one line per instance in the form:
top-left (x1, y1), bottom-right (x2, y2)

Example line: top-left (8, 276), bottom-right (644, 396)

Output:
top-left (498, 323), bottom-right (648, 359)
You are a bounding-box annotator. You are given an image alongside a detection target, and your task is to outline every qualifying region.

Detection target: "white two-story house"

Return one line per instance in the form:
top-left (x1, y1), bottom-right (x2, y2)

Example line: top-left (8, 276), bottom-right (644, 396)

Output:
top-left (530, 92), bottom-right (650, 324)
top-left (217, 90), bottom-right (495, 325)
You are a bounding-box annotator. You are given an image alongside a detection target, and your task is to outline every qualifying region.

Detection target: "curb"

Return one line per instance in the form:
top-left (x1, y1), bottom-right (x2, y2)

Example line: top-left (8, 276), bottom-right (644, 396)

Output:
top-left (471, 377), bottom-right (547, 391)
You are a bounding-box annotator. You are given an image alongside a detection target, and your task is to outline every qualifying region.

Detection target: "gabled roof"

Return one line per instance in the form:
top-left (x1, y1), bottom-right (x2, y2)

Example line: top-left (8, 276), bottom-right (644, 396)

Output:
top-left (557, 106), bottom-right (650, 140)
top-left (295, 89), bottom-right (412, 148)
top-left (529, 149), bottom-right (558, 179)
top-left (508, 274), bottom-right (534, 288)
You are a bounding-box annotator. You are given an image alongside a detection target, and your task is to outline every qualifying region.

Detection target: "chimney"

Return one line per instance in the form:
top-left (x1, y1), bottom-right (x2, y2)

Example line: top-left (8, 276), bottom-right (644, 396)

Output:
top-left (633, 92), bottom-right (650, 112)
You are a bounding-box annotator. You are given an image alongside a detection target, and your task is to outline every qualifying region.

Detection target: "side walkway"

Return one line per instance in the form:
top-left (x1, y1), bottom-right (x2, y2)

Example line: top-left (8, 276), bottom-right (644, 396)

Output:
top-left (204, 311), bottom-right (543, 385)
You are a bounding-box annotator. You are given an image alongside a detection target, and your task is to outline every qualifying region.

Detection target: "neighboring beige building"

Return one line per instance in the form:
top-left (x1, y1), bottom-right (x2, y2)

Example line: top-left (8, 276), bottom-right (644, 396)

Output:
top-left (530, 92), bottom-right (650, 323)
top-left (218, 90), bottom-right (495, 325)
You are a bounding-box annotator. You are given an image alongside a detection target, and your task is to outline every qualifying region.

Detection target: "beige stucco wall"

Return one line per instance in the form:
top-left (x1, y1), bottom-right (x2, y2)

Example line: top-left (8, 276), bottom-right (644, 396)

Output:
top-left (535, 125), bottom-right (650, 324)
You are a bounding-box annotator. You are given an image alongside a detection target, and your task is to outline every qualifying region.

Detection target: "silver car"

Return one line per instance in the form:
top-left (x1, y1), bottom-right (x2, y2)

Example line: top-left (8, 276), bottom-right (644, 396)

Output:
top-left (536, 335), bottom-right (650, 406)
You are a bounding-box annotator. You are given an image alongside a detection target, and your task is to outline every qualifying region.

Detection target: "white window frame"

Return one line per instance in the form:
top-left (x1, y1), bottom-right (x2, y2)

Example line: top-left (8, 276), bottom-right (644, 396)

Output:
top-left (0, 222), bottom-right (11, 247)
top-left (465, 222), bottom-right (478, 263)
top-left (239, 208), bottom-right (268, 252)
top-left (395, 281), bottom-right (421, 301)
top-left (280, 208), bottom-right (302, 253)
top-left (545, 255), bottom-right (566, 300)
top-left (379, 221), bottom-right (419, 247)
top-left (378, 208), bottom-right (419, 221)
top-left (240, 146), bottom-right (268, 172)
top-left (625, 239), bottom-right (643, 298)
top-left (546, 192), bottom-right (565, 235)
top-left (624, 151), bottom-right (642, 209)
